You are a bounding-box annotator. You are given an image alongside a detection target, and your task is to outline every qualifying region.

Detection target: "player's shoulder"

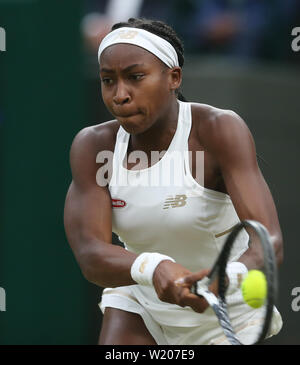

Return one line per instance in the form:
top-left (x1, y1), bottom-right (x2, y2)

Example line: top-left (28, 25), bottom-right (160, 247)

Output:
top-left (70, 119), bottom-right (120, 156)
top-left (191, 102), bottom-right (246, 132)
top-left (69, 119), bottom-right (120, 178)
top-left (190, 102), bottom-right (252, 148)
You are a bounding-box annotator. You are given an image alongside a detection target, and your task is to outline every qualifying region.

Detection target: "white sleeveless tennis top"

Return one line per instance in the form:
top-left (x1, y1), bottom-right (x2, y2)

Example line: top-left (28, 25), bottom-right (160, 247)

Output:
top-left (108, 100), bottom-right (249, 272)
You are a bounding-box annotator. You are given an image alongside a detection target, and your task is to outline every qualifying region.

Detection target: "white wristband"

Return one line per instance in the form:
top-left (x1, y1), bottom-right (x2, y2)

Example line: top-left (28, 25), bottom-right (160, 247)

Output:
top-left (226, 262), bottom-right (248, 295)
top-left (130, 252), bottom-right (176, 286)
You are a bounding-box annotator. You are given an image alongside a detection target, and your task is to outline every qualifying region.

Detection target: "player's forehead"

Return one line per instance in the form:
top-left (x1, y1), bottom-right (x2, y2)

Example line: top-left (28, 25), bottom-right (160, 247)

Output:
top-left (100, 43), bottom-right (164, 71)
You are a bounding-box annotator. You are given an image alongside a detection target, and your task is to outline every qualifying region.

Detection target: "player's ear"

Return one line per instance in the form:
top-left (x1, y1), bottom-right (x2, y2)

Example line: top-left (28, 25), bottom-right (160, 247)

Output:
top-left (169, 67), bottom-right (182, 93)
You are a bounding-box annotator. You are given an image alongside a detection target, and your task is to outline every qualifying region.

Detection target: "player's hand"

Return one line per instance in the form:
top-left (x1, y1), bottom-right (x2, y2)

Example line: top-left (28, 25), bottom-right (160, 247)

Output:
top-left (176, 271), bottom-right (220, 313)
top-left (152, 261), bottom-right (218, 313)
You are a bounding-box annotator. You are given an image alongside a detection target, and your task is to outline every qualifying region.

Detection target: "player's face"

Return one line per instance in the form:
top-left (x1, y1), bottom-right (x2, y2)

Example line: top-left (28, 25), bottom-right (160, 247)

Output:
top-left (100, 44), bottom-right (179, 135)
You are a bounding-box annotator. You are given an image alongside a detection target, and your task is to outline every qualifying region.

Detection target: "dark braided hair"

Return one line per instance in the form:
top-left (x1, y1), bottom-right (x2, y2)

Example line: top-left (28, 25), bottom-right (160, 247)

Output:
top-left (111, 18), bottom-right (187, 102)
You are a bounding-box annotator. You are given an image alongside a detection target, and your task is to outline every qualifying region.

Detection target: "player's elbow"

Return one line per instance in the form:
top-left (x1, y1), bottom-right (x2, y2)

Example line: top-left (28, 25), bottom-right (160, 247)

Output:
top-left (80, 256), bottom-right (96, 284)
top-left (78, 246), bottom-right (106, 286)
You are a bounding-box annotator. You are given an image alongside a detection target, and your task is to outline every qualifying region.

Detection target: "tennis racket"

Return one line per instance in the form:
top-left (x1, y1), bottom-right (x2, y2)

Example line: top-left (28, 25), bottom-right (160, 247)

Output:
top-left (191, 220), bottom-right (278, 345)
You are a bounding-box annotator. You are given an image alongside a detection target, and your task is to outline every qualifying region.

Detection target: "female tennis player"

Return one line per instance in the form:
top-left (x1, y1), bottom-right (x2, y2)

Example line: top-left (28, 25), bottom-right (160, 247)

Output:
top-left (64, 18), bottom-right (283, 345)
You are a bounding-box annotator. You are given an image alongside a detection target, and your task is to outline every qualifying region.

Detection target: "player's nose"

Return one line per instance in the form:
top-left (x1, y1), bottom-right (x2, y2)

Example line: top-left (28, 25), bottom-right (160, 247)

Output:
top-left (113, 82), bottom-right (131, 105)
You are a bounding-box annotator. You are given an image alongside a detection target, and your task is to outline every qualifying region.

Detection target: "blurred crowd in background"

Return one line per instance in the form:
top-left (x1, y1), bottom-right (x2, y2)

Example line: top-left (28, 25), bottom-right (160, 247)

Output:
top-left (81, 0), bottom-right (300, 65)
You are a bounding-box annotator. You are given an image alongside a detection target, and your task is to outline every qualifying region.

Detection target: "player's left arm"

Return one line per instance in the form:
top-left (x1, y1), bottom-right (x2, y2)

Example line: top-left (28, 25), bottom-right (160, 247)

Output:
top-left (202, 110), bottom-right (283, 269)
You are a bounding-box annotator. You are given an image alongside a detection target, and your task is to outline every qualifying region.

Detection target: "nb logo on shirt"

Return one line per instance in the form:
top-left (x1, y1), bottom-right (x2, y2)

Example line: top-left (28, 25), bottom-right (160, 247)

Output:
top-left (163, 195), bottom-right (187, 209)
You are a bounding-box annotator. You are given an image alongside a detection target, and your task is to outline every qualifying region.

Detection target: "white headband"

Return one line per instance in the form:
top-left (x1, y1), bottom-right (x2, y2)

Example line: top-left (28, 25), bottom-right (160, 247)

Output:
top-left (98, 27), bottom-right (179, 68)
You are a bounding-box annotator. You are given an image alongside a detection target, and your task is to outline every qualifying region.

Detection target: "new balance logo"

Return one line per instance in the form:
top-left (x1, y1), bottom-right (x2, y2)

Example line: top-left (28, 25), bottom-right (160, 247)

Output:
top-left (163, 195), bottom-right (187, 209)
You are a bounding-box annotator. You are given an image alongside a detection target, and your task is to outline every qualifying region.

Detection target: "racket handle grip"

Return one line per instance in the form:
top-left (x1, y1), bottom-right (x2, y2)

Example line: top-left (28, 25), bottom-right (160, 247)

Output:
top-left (193, 279), bottom-right (219, 306)
top-left (191, 276), bottom-right (210, 296)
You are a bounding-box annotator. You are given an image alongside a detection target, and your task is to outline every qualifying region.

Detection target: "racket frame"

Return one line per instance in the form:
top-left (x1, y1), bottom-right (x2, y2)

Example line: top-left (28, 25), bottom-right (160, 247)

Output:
top-left (192, 220), bottom-right (278, 345)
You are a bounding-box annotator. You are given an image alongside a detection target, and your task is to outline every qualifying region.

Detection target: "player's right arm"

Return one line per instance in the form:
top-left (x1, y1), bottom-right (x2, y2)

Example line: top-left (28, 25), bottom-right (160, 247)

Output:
top-left (64, 124), bottom-right (138, 288)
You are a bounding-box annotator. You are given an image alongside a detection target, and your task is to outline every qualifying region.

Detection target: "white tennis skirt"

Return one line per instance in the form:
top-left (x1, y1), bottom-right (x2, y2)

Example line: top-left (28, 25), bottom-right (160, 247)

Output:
top-left (99, 284), bottom-right (283, 345)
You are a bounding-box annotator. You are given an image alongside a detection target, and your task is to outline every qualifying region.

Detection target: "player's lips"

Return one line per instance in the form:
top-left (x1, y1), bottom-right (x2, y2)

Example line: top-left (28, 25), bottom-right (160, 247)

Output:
top-left (113, 107), bottom-right (142, 118)
top-left (115, 112), bottom-right (140, 118)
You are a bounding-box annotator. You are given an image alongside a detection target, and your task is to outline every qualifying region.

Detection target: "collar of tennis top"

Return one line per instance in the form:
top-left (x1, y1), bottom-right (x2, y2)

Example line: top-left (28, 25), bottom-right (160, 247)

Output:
top-left (98, 27), bottom-right (179, 69)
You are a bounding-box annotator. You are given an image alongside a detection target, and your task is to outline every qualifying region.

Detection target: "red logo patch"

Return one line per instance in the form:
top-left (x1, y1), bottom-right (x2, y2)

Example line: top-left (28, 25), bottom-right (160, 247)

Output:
top-left (112, 199), bottom-right (127, 208)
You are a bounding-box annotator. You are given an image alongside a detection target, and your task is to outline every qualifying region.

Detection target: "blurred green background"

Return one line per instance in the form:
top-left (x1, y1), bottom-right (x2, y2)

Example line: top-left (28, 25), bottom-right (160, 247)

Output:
top-left (0, 0), bottom-right (300, 344)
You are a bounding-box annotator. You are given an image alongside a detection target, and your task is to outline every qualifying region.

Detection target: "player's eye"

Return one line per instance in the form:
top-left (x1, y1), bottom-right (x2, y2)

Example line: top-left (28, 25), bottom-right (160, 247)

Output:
top-left (101, 78), bottom-right (114, 85)
top-left (129, 74), bottom-right (144, 81)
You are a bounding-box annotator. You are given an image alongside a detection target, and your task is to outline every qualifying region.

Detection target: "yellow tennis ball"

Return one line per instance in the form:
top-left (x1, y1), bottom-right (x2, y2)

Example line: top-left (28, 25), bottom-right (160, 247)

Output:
top-left (241, 270), bottom-right (267, 308)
